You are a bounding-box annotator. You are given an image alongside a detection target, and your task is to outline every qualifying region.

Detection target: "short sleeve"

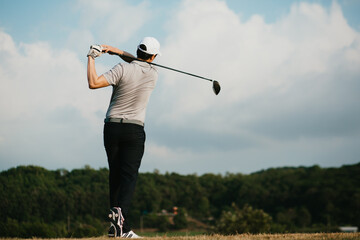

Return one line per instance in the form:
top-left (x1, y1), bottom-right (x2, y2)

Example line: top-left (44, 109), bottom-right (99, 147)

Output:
top-left (103, 63), bottom-right (124, 86)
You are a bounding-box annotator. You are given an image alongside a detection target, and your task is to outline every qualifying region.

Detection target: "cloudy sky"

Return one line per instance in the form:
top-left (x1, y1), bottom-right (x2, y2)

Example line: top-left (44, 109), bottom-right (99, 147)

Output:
top-left (0, 0), bottom-right (359, 174)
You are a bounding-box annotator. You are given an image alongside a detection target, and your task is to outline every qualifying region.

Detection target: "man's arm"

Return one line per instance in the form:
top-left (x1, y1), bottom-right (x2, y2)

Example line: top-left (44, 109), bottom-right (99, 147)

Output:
top-left (87, 56), bottom-right (110, 89)
top-left (102, 45), bottom-right (135, 63)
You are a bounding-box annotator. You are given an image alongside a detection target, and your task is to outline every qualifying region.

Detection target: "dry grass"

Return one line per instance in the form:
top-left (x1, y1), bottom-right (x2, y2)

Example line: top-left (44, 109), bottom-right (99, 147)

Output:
top-left (5, 233), bottom-right (360, 240)
top-left (144, 233), bottom-right (360, 240)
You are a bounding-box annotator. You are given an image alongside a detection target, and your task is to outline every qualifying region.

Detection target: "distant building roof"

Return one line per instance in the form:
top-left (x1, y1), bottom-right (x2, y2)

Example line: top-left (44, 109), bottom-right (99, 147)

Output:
top-left (339, 226), bottom-right (358, 233)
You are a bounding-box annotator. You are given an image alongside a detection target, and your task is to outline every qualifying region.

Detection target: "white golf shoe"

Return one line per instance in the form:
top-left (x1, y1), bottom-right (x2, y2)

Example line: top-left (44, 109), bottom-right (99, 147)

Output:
top-left (108, 207), bottom-right (124, 237)
top-left (122, 230), bottom-right (142, 238)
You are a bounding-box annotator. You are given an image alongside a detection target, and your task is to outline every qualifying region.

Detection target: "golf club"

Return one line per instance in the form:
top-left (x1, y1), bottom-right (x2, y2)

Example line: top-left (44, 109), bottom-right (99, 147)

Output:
top-left (116, 53), bottom-right (221, 95)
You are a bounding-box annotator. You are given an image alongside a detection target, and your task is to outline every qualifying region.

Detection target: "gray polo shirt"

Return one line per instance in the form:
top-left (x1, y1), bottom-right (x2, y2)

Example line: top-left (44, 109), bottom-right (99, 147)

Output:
top-left (103, 60), bottom-right (158, 123)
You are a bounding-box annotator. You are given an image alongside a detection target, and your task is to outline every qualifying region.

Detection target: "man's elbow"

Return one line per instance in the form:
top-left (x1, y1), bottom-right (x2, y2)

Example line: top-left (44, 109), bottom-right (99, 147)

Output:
top-left (88, 81), bottom-right (109, 89)
top-left (88, 83), bottom-right (97, 89)
top-left (87, 75), bottom-right (108, 89)
top-left (87, 77), bottom-right (98, 89)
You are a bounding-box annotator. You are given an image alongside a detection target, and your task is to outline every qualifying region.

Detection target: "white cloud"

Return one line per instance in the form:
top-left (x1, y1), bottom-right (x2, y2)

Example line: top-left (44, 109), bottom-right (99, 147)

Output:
top-left (143, 141), bottom-right (224, 174)
top-left (146, 142), bottom-right (175, 160)
top-left (0, 30), bottom-right (110, 170)
top-left (0, 0), bottom-right (155, 172)
top-left (0, 0), bottom-right (359, 174)
top-left (151, 0), bottom-right (360, 129)
top-left (67, 0), bottom-right (150, 53)
top-left (144, 0), bottom-right (360, 172)
top-left (0, 32), bottom-right (109, 123)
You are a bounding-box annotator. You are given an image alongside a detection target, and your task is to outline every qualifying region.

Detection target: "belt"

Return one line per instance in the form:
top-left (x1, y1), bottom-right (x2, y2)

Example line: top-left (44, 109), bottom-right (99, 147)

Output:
top-left (104, 118), bottom-right (144, 127)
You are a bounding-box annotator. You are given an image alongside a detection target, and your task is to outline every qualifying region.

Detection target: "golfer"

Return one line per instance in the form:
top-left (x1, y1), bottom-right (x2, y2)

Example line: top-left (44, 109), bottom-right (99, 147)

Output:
top-left (87, 37), bottom-right (161, 238)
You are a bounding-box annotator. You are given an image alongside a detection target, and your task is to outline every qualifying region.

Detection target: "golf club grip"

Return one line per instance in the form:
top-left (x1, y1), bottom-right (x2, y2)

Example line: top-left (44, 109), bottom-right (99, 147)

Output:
top-left (117, 53), bottom-right (214, 82)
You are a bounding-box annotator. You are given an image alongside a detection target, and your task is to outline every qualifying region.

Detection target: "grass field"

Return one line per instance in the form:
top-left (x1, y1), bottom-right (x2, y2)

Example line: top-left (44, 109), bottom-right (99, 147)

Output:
top-left (6, 233), bottom-right (359, 240)
top-left (143, 233), bottom-right (360, 240)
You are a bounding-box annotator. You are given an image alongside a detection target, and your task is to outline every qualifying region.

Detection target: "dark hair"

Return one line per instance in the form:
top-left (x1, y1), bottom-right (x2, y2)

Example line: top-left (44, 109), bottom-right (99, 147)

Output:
top-left (137, 44), bottom-right (156, 60)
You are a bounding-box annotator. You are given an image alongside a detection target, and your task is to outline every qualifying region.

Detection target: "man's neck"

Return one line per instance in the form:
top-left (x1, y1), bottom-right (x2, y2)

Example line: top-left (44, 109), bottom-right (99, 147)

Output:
top-left (137, 58), bottom-right (153, 63)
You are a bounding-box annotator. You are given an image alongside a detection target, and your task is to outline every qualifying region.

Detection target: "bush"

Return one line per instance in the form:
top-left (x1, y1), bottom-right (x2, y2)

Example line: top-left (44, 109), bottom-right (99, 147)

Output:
top-left (143, 213), bottom-right (171, 232)
top-left (216, 203), bottom-right (272, 234)
top-left (0, 218), bottom-right (67, 238)
top-left (71, 223), bottom-right (99, 238)
top-left (173, 208), bottom-right (188, 229)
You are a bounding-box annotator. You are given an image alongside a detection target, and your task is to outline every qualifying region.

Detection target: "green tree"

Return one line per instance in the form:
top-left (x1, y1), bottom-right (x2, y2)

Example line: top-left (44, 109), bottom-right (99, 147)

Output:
top-left (173, 208), bottom-right (188, 229)
top-left (1, 163), bottom-right (360, 236)
top-left (216, 203), bottom-right (272, 234)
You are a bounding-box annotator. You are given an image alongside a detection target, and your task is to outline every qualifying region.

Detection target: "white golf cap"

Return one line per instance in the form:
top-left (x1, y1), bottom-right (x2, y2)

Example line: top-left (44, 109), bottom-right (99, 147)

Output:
top-left (137, 37), bottom-right (161, 56)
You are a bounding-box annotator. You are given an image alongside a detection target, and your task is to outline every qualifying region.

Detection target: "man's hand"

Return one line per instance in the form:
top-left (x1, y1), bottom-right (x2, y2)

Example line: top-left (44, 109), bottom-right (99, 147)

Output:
top-left (102, 45), bottom-right (136, 63)
top-left (101, 45), bottom-right (118, 55)
top-left (87, 45), bottom-right (103, 59)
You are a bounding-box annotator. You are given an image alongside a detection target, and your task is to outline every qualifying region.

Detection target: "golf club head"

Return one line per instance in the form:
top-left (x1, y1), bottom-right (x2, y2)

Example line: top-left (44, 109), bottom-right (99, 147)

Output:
top-left (212, 81), bottom-right (221, 95)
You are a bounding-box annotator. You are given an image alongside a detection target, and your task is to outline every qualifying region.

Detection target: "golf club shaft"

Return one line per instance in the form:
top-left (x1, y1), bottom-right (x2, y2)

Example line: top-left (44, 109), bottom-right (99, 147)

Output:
top-left (118, 54), bottom-right (214, 83)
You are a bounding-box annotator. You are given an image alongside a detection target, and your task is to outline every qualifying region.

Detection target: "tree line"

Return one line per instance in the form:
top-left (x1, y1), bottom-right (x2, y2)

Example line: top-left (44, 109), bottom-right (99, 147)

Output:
top-left (0, 163), bottom-right (359, 237)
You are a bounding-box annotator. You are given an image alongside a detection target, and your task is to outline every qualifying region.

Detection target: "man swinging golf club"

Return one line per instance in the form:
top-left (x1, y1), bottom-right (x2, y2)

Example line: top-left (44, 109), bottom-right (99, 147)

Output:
top-left (87, 37), bottom-right (161, 238)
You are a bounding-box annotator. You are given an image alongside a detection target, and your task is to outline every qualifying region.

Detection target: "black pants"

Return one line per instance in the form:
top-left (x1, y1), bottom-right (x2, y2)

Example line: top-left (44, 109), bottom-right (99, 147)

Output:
top-left (103, 122), bottom-right (145, 232)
